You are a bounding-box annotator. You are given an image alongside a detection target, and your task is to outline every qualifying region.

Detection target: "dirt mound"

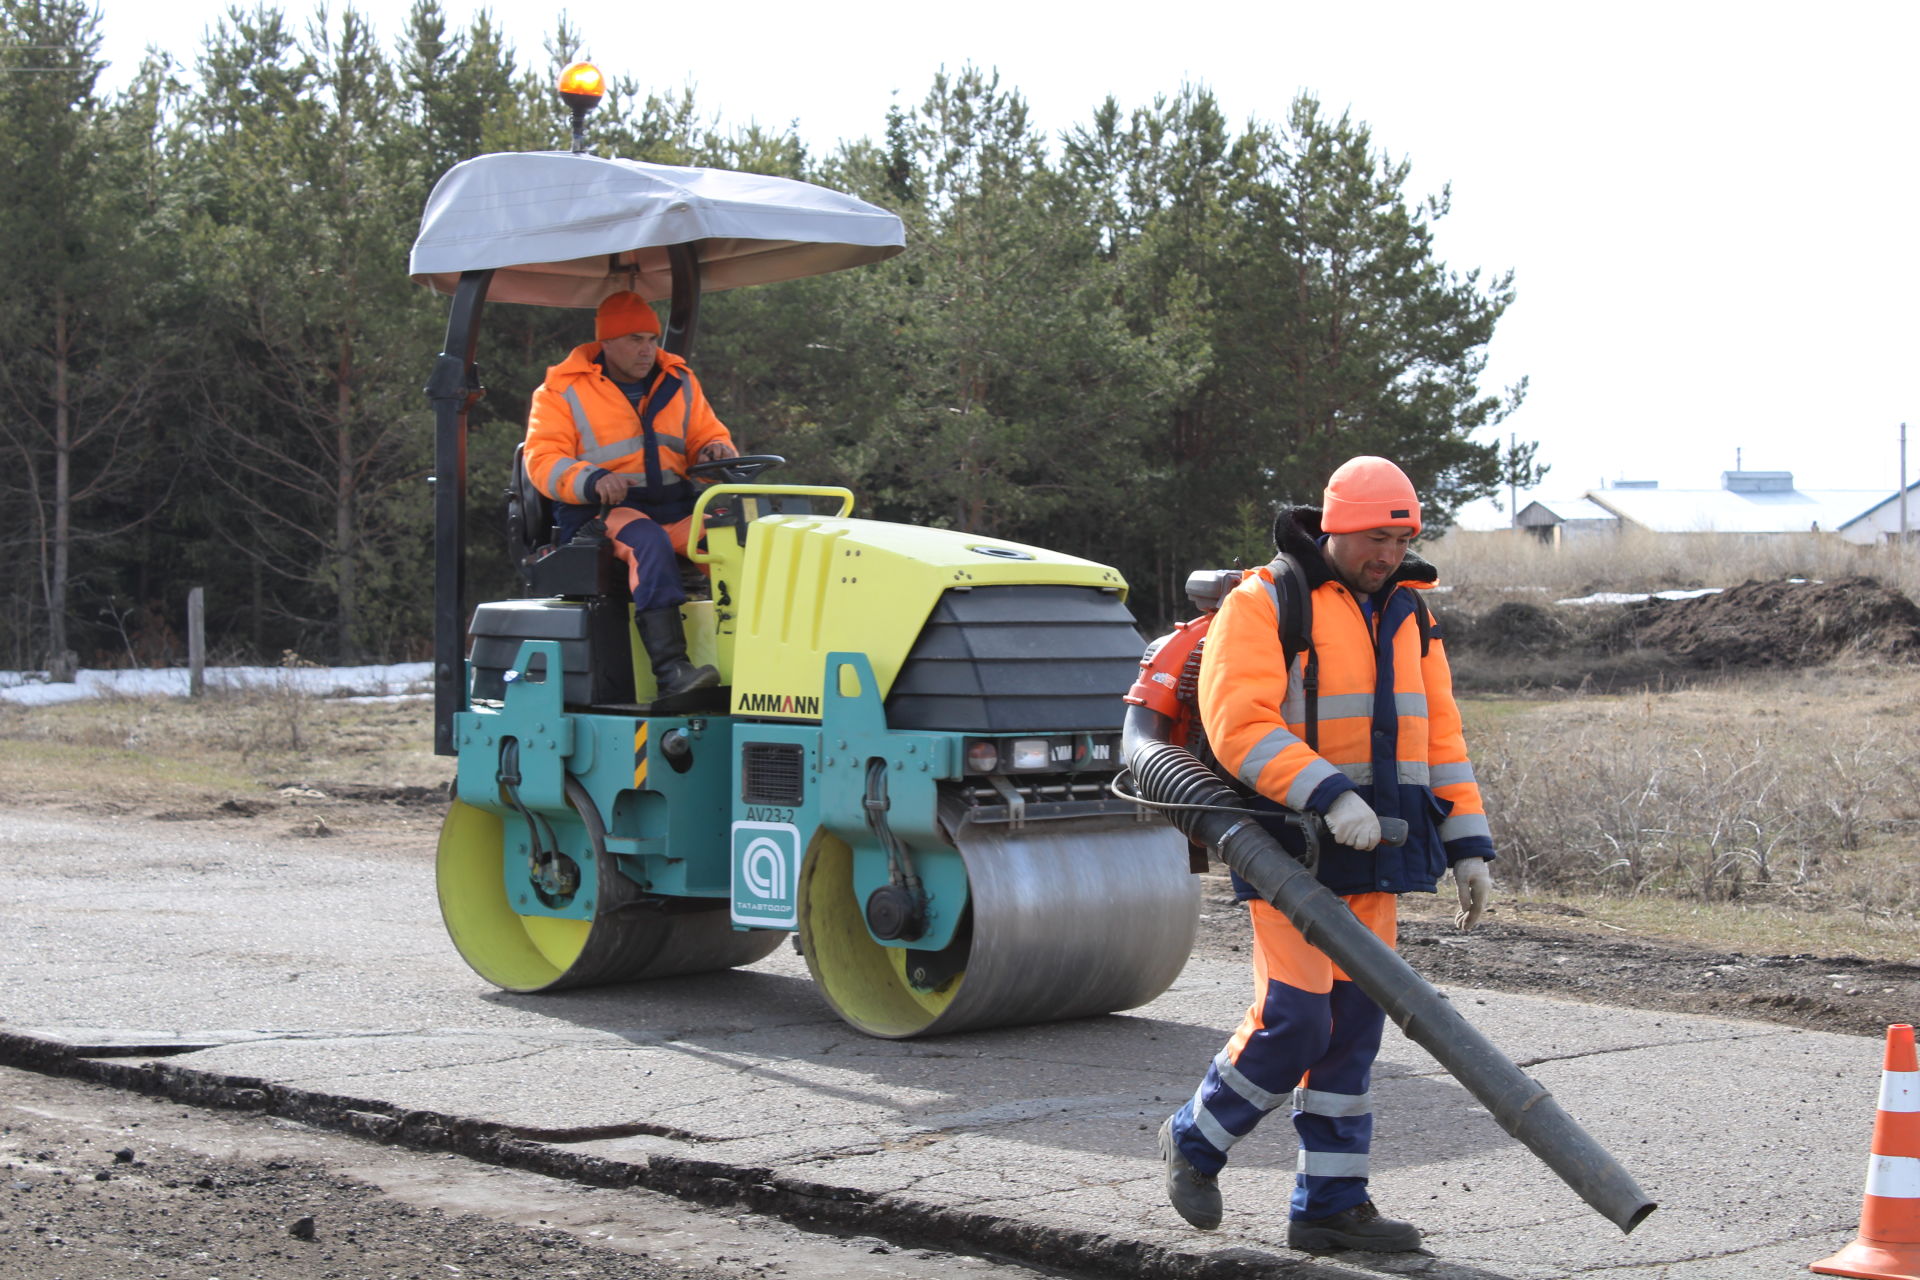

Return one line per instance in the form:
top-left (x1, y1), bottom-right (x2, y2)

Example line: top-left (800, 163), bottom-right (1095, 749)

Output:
top-left (1444, 576), bottom-right (1920, 691)
top-left (1460, 602), bottom-right (1570, 656)
top-left (1629, 575), bottom-right (1920, 667)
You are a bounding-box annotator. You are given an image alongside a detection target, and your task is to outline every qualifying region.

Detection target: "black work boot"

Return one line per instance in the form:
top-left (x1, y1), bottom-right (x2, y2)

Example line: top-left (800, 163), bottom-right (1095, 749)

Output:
top-left (633, 606), bottom-right (719, 699)
top-left (1287, 1200), bottom-right (1422, 1253)
top-left (1158, 1116), bottom-right (1222, 1230)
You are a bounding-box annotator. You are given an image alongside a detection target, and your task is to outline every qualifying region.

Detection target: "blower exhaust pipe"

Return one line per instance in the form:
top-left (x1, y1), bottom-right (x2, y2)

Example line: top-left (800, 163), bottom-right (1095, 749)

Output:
top-left (1124, 711), bottom-right (1656, 1235)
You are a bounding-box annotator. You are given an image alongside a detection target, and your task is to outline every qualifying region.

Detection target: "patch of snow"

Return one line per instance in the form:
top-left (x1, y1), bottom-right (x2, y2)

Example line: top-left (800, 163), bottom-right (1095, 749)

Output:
top-left (1555, 588), bottom-right (1725, 606)
top-left (0, 663), bottom-right (432, 706)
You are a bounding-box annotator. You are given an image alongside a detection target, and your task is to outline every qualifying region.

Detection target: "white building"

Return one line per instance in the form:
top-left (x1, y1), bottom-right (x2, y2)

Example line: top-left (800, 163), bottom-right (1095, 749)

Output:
top-left (1456, 472), bottom-right (1920, 547)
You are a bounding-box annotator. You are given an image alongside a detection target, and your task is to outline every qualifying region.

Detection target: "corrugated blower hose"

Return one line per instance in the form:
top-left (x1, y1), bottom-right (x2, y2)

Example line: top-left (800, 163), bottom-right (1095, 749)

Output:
top-left (1118, 708), bottom-right (1656, 1234)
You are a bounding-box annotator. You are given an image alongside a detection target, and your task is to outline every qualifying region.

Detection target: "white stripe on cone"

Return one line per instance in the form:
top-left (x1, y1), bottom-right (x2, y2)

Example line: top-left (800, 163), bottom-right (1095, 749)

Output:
top-left (1880, 1069), bottom-right (1920, 1113)
top-left (1864, 1153), bottom-right (1920, 1199)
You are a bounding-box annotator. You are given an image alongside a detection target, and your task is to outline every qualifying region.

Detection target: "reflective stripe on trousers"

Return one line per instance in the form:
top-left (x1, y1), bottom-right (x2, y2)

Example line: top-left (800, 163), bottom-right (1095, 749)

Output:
top-left (1168, 893), bottom-right (1394, 1221)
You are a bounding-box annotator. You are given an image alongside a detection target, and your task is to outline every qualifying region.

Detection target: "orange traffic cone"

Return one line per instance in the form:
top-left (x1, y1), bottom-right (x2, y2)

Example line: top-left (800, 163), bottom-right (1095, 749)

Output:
top-left (1813, 1024), bottom-right (1920, 1279)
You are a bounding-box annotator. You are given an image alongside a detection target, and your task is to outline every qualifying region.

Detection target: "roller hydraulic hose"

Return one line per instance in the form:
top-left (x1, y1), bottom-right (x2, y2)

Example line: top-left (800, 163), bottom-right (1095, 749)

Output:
top-left (1122, 707), bottom-right (1656, 1234)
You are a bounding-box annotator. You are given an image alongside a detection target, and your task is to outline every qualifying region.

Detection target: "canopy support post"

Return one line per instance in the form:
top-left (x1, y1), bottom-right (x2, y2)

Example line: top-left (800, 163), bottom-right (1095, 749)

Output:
top-left (665, 241), bottom-right (701, 359)
top-left (428, 269), bottom-right (494, 757)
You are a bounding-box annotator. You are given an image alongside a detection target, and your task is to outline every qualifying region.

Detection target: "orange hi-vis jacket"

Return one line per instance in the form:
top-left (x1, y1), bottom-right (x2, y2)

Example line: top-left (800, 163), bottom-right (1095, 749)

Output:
top-left (524, 343), bottom-right (733, 513)
top-left (1196, 506), bottom-right (1494, 896)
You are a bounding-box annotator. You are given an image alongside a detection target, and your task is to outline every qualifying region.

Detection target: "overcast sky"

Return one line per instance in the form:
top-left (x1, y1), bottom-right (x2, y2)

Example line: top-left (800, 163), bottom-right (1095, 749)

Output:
top-left (95, 0), bottom-right (1918, 498)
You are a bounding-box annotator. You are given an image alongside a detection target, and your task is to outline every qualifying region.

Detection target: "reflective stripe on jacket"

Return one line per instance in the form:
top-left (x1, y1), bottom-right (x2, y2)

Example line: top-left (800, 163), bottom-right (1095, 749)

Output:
top-left (524, 343), bottom-right (732, 508)
top-left (1196, 530), bottom-right (1494, 895)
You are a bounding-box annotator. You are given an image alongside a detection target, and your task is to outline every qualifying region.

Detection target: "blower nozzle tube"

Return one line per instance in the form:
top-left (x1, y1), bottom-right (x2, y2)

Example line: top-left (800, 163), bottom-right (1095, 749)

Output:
top-left (1124, 713), bottom-right (1656, 1234)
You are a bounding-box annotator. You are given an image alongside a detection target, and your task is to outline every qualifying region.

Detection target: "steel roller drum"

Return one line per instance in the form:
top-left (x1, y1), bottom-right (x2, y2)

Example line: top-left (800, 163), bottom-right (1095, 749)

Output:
top-left (799, 812), bottom-right (1200, 1038)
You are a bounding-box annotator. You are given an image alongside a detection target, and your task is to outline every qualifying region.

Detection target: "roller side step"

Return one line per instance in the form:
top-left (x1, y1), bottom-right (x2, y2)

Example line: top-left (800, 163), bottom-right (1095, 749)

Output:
top-left (588, 687), bottom-right (731, 716)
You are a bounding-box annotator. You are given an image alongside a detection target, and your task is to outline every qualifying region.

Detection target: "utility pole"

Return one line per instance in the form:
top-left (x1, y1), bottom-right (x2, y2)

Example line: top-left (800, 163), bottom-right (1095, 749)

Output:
top-left (1509, 432), bottom-right (1518, 530)
top-left (1902, 422), bottom-right (1909, 548)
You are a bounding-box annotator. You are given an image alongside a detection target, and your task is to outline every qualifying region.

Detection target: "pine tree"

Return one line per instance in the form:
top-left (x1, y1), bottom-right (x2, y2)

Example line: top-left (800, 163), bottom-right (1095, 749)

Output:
top-left (0, 0), bottom-right (176, 671)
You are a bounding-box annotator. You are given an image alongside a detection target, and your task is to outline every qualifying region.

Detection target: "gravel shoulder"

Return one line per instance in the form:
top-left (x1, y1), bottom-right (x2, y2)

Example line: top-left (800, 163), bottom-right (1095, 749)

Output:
top-left (0, 1066), bottom-right (1051, 1280)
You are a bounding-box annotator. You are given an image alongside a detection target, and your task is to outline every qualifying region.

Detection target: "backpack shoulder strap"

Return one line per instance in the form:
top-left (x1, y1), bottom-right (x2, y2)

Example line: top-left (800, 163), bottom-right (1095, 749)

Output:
top-left (1268, 552), bottom-right (1317, 751)
top-left (1271, 553), bottom-right (1311, 667)
top-left (1411, 587), bottom-right (1433, 657)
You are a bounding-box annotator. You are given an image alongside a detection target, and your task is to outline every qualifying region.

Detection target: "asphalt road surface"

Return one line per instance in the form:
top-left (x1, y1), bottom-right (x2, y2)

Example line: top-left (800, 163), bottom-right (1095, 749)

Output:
top-left (0, 806), bottom-right (1893, 1278)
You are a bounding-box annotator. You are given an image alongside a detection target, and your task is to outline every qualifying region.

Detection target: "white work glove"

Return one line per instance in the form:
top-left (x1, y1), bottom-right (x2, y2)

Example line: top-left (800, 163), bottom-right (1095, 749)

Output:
top-left (1324, 792), bottom-right (1381, 851)
top-left (1452, 856), bottom-right (1491, 931)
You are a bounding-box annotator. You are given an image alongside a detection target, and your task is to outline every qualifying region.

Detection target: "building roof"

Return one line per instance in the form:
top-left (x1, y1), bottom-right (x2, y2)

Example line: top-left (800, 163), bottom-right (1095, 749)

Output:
top-left (1518, 496), bottom-right (1615, 524)
top-left (1450, 493), bottom-right (1610, 531)
top-left (1587, 486), bottom-right (1887, 533)
top-left (1451, 472), bottom-right (1917, 537)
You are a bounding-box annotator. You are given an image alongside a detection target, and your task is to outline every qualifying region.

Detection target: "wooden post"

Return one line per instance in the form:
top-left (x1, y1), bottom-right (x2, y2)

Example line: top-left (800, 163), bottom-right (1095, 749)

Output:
top-left (188, 587), bottom-right (205, 697)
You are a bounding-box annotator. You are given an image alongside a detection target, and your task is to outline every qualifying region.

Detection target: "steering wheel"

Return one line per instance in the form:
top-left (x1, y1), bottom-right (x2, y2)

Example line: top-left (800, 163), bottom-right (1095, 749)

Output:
top-left (688, 453), bottom-right (786, 484)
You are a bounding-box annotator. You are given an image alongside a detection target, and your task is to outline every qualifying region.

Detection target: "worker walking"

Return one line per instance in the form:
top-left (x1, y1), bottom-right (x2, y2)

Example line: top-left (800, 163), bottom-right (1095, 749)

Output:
top-left (1158, 455), bottom-right (1496, 1253)
top-left (523, 291), bottom-right (740, 698)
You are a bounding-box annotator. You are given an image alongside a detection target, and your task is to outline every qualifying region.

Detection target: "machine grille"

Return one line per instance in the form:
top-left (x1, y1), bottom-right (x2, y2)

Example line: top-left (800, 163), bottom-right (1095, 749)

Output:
top-left (741, 743), bottom-right (806, 805)
top-left (885, 584), bottom-right (1145, 732)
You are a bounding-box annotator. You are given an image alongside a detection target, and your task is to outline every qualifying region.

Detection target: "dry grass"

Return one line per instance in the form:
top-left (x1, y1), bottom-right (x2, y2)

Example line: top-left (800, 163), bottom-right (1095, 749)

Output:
top-left (0, 691), bottom-right (445, 810)
top-left (1419, 526), bottom-right (1920, 935)
top-left (1433, 526), bottom-right (1920, 613)
top-left (1383, 527), bottom-right (1920, 951)
top-left (1397, 880), bottom-right (1920, 965)
top-left (1461, 663), bottom-right (1920, 927)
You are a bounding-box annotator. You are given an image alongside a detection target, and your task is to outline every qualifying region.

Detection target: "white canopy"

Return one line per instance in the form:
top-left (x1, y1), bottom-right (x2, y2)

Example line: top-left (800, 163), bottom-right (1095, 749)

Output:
top-left (409, 152), bottom-right (906, 307)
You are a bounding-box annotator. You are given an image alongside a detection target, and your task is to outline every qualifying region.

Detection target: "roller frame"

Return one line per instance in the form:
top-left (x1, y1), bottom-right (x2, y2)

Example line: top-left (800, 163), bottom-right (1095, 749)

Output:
top-left (437, 776), bottom-right (780, 994)
top-left (809, 652), bottom-right (966, 951)
top-left (453, 638), bottom-right (739, 918)
top-left (441, 640), bottom-right (1202, 1039)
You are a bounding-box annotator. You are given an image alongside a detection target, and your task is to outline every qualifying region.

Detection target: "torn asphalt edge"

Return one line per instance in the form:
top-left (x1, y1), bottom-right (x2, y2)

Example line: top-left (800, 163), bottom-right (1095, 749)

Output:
top-left (0, 1029), bottom-right (1351, 1280)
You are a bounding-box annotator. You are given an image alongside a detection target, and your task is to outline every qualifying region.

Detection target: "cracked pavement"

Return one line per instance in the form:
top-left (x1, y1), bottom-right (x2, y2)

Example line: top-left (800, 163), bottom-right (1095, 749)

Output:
top-left (0, 806), bottom-right (1887, 1278)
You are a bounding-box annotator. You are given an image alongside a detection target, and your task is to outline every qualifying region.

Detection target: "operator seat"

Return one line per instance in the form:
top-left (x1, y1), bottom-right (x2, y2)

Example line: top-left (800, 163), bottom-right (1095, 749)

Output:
top-left (472, 448), bottom-right (794, 712)
top-left (507, 443), bottom-right (705, 601)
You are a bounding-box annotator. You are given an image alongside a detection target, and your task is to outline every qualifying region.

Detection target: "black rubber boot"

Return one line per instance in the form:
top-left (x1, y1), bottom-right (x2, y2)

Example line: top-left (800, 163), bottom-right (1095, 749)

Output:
top-left (633, 606), bottom-right (719, 699)
top-left (1287, 1200), bottom-right (1423, 1253)
top-left (1158, 1116), bottom-right (1223, 1230)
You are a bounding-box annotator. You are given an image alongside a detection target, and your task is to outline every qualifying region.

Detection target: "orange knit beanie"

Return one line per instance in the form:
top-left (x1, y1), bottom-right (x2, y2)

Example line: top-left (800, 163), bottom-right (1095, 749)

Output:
top-left (1321, 456), bottom-right (1422, 535)
top-left (594, 291), bottom-right (661, 340)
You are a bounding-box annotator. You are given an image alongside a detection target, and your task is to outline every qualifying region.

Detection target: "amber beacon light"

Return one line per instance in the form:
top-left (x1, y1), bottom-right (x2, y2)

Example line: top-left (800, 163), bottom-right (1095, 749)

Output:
top-left (558, 59), bottom-right (605, 153)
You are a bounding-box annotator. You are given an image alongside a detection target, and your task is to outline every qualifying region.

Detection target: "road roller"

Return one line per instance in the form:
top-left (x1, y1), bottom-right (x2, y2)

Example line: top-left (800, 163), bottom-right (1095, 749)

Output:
top-left (411, 63), bottom-right (1198, 1038)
